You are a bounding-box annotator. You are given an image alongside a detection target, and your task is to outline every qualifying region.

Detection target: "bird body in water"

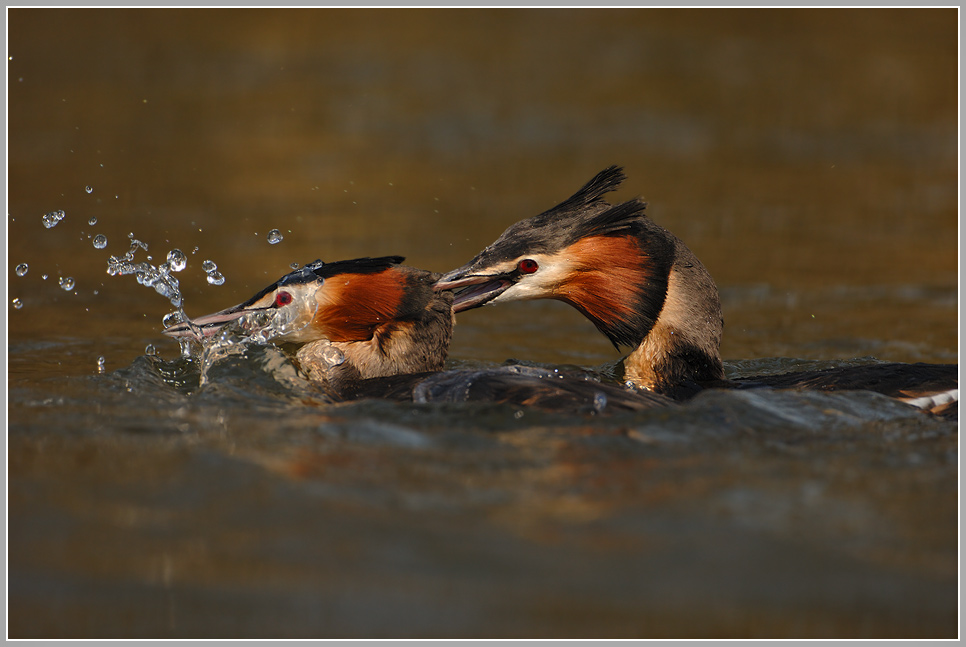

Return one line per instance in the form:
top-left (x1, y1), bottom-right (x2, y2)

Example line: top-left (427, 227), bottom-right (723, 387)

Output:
top-left (435, 166), bottom-right (957, 418)
top-left (163, 256), bottom-right (671, 413)
top-left (164, 256), bottom-right (453, 389)
top-left (164, 167), bottom-right (954, 418)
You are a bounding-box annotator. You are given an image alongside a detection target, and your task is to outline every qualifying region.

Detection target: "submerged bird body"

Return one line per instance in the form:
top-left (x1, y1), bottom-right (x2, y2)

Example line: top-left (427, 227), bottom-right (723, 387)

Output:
top-left (435, 166), bottom-right (957, 417)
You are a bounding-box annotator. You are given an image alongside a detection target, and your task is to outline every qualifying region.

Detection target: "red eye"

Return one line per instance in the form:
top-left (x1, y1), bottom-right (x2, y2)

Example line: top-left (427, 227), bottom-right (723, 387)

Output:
top-left (517, 258), bottom-right (539, 274)
top-left (274, 291), bottom-right (293, 307)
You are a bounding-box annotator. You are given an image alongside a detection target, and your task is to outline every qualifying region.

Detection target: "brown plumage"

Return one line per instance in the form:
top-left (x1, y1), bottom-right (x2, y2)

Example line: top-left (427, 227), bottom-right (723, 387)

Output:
top-left (164, 256), bottom-right (455, 392)
top-left (435, 166), bottom-right (956, 416)
top-left (435, 165), bottom-right (724, 397)
top-left (162, 255), bottom-right (670, 414)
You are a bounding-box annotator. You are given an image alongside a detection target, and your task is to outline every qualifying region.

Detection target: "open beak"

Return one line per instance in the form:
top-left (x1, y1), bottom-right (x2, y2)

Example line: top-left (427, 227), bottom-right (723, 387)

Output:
top-left (434, 268), bottom-right (515, 313)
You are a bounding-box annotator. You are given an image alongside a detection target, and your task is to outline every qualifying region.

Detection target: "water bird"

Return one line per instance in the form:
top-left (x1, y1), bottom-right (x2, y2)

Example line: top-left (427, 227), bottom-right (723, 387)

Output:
top-left (163, 256), bottom-right (671, 413)
top-left (435, 166), bottom-right (957, 417)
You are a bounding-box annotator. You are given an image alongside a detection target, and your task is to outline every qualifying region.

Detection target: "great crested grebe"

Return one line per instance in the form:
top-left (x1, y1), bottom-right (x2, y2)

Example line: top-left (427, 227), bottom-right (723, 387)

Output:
top-left (163, 256), bottom-right (673, 413)
top-left (434, 166), bottom-right (957, 417)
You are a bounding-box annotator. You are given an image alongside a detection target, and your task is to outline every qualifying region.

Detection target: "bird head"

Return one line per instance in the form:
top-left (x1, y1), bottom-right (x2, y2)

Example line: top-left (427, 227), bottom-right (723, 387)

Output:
top-left (435, 166), bottom-right (674, 350)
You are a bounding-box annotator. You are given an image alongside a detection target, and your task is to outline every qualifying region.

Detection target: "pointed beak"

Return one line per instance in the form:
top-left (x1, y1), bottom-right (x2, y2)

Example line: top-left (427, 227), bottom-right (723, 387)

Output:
top-left (434, 266), bottom-right (515, 313)
top-left (163, 265), bottom-right (327, 343)
top-left (163, 303), bottom-right (268, 341)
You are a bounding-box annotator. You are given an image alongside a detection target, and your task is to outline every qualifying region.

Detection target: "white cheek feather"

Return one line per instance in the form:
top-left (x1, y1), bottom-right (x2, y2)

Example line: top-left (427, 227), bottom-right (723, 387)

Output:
top-left (491, 255), bottom-right (577, 303)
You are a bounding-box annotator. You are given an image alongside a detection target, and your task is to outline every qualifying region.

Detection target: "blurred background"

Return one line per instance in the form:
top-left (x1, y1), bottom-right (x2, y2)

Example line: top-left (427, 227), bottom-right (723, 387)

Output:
top-left (8, 7), bottom-right (958, 366)
top-left (7, 8), bottom-right (959, 639)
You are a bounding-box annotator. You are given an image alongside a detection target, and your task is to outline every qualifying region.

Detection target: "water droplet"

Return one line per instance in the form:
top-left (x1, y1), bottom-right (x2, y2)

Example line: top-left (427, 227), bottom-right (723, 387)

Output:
top-left (162, 311), bottom-right (184, 328)
top-left (97, 356), bottom-right (106, 373)
top-left (12, 298), bottom-right (23, 310)
top-left (85, 185), bottom-right (93, 194)
top-left (42, 209), bottom-right (65, 228)
top-left (202, 259), bottom-right (217, 273)
top-left (144, 344), bottom-right (157, 356)
top-left (320, 345), bottom-right (346, 367)
top-left (88, 216), bottom-right (97, 225)
top-left (15, 263), bottom-right (28, 277)
top-left (59, 276), bottom-right (75, 291)
top-left (592, 392), bottom-right (608, 413)
top-left (290, 262), bottom-right (300, 269)
top-left (267, 229), bottom-right (283, 244)
top-left (166, 249), bottom-right (187, 272)
top-left (42, 274), bottom-right (48, 280)
top-left (92, 234), bottom-right (108, 249)
top-left (206, 271), bottom-right (225, 286)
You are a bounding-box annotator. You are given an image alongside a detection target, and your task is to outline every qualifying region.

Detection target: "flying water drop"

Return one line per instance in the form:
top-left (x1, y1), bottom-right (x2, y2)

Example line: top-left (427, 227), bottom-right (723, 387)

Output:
top-left (166, 249), bottom-right (187, 272)
top-left (59, 276), bottom-right (75, 291)
top-left (88, 216), bottom-right (97, 225)
top-left (207, 271), bottom-right (225, 286)
top-left (267, 229), bottom-right (283, 244)
top-left (12, 298), bottom-right (23, 310)
top-left (85, 185), bottom-right (93, 194)
top-left (162, 310), bottom-right (185, 328)
top-left (93, 234), bottom-right (108, 249)
top-left (42, 210), bottom-right (65, 228)
top-left (15, 263), bottom-right (28, 277)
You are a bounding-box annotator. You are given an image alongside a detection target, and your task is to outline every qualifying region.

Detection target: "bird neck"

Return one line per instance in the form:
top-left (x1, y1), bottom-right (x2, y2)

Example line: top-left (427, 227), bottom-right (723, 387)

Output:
top-left (622, 235), bottom-right (724, 395)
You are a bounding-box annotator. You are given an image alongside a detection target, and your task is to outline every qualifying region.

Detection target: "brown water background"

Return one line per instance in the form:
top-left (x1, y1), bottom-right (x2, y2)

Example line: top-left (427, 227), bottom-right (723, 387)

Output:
top-left (6, 8), bottom-right (959, 639)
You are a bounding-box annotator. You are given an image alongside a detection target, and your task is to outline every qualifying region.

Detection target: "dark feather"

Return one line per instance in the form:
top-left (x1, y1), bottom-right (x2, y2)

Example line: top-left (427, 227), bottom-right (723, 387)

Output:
top-left (335, 365), bottom-right (674, 414)
top-left (533, 164), bottom-right (626, 223)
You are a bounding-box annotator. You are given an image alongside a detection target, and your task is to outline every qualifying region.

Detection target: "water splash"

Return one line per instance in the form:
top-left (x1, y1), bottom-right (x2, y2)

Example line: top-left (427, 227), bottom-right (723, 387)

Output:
top-left (106, 234), bottom-right (184, 308)
top-left (162, 310), bottom-right (185, 329)
top-left (93, 234), bottom-right (108, 249)
top-left (295, 340), bottom-right (345, 382)
top-left (42, 210), bottom-right (65, 228)
top-left (267, 229), bottom-right (284, 244)
top-left (180, 268), bottom-right (324, 384)
top-left (15, 263), bottom-right (28, 277)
